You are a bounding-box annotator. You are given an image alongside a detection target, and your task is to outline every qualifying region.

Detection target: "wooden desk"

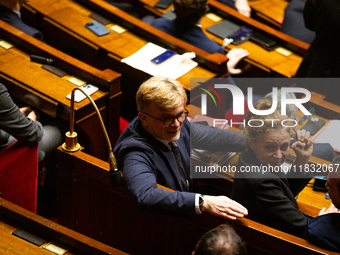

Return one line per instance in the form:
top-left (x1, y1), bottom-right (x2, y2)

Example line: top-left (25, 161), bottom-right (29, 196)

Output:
top-left (248, 0), bottom-right (288, 28)
top-left (139, 0), bottom-right (307, 77)
top-left (21, 0), bottom-right (223, 120)
top-left (56, 147), bottom-right (339, 254)
top-left (0, 21), bottom-right (121, 160)
top-left (0, 198), bottom-right (128, 255)
top-left (305, 91), bottom-right (340, 120)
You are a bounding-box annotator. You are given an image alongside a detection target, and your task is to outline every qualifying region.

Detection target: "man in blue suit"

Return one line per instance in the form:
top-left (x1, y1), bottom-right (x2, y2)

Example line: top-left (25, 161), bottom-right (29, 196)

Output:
top-left (114, 76), bottom-right (248, 219)
top-left (304, 155), bottom-right (340, 252)
top-left (151, 0), bottom-right (249, 75)
top-left (0, 0), bottom-right (44, 41)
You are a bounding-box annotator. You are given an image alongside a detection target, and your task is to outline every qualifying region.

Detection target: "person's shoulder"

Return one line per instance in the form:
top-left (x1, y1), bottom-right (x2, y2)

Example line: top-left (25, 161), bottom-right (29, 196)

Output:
top-left (151, 17), bottom-right (171, 28)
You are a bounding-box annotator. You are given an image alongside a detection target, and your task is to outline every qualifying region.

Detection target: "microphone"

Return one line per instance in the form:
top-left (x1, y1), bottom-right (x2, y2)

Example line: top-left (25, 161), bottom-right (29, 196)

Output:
top-left (30, 54), bottom-right (54, 65)
top-left (62, 87), bottom-right (122, 187)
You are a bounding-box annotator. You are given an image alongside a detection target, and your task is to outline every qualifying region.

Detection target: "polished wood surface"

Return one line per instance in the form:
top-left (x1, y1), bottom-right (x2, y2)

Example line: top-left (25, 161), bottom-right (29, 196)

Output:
top-left (248, 0), bottom-right (288, 28)
top-left (0, 20), bottom-right (121, 159)
top-left (56, 147), bottom-right (339, 254)
top-left (22, 0), bottom-right (221, 91)
top-left (0, 198), bottom-right (128, 255)
top-left (21, 0), bottom-right (225, 121)
top-left (139, 0), bottom-right (308, 77)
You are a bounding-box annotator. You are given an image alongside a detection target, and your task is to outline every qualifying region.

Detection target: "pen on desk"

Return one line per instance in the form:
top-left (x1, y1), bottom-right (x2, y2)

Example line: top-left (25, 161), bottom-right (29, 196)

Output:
top-left (298, 114), bottom-right (307, 125)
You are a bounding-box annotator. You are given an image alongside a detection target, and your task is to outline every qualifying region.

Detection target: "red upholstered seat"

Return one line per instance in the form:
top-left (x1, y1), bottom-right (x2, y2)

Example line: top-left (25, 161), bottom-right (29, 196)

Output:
top-left (0, 141), bottom-right (38, 213)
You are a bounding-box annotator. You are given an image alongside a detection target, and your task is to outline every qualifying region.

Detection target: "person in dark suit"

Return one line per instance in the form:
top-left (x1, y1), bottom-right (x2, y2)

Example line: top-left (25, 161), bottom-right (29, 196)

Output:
top-left (264, 90), bottom-right (336, 162)
top-left (280, 0), bottom-right (315, 44)
top-left (151, 0), bottom-right (249, 75)
top-left (304, 155), bottom-right (340, 252)
top-left (295, 0), bottom-right (340, 77)
top-left (0, 83), bottom-right (43, 151)
top-left (114, 76), bottom-right (248, 219)
top-left (0, 0), bottom-right (44, 40)
top-left (232, 99), bottom-right (314, 237)
top-left (0, 83), bottom-right (66, 163)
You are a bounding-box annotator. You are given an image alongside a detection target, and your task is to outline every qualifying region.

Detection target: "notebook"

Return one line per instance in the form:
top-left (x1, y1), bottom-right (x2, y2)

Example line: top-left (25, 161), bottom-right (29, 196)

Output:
top-left (206, 19), bottom-right (241, 39)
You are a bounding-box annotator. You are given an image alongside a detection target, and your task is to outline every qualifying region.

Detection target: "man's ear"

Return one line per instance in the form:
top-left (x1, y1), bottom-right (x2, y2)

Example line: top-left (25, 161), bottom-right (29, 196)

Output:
top-left (247, 138), bottom-right (255, 151)
top-left (138, 112), bottom-right (148, 126)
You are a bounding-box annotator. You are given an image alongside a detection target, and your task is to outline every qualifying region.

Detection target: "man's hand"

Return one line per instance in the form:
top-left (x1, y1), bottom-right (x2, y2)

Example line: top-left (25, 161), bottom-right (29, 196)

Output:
top-left (20, 106), bottom-right (32, 116)
top-left (226, 48), bottom-right (249, 75)
top-left (319, 203), bottom-right (340, 216)
top-left (234, 0), bottom-right (251, 17)
top-left (201, 195), bottom-right (248, 220)
top-left (27, 110), bottom-right (38, 121)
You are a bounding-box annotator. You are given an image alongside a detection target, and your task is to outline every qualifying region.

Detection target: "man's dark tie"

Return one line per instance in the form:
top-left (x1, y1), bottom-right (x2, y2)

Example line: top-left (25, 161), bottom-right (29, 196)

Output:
top-left (169, 142), bottom-right (189, 191)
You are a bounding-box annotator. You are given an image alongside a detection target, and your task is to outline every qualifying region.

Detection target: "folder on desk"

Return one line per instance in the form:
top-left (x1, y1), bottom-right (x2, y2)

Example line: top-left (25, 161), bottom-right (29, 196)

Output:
top-left (311, 119), bottom-right (340, 152)
top-left (121, 42), bottom-right (198, 79)
top-left (206, 19), bottom-right (241, 39)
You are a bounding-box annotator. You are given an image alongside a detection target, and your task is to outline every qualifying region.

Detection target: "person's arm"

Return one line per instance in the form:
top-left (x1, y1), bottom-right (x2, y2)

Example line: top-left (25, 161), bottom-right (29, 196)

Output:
top-left (191, 122), bottom-right (246, 152)
top-left (291, 129), bottom-right (313, 169)
top-left (200, 195), bottom-right (248, 220)
top-left (122, 150), bottom-right (196, 215)
top-left (0, 85), bottom-right (43, 144)
top-left (122, 149), bottom-right (247, 219)
top-left (226, 48), bottom-right (249, 75)
top-left (234, 0), bottom-right (251, 17)
top-left (318, 203), bottom-right (340, 216)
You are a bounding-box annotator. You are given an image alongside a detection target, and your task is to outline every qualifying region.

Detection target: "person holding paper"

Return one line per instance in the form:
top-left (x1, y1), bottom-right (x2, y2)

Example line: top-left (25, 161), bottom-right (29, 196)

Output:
top-left (114, 76), bottom-right (248, 219)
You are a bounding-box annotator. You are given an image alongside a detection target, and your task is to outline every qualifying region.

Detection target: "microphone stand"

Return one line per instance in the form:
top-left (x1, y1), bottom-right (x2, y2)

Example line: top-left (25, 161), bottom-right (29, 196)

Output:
top-left (62, 87), bottom-right (122, 187)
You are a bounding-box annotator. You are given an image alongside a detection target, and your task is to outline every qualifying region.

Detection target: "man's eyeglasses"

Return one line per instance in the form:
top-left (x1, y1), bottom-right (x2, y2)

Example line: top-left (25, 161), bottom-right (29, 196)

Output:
top-left (143, 109), bottom-right (189, 127)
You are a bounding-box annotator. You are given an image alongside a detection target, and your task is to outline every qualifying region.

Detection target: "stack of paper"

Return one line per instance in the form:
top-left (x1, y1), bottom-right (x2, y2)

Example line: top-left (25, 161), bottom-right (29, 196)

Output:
top-left (121, 42), bottom-right (198, 79)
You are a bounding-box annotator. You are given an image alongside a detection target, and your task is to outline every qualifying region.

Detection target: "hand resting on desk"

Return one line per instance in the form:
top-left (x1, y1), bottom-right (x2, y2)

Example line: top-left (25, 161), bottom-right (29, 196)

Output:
top-left (201, 195), bottom-right (248, 220)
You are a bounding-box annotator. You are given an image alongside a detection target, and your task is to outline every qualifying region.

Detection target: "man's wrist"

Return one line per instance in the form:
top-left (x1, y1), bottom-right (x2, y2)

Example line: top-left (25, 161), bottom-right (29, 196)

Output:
top-left (199, 195), bottom-right (204, 213)
top-left (195, 194), bottom-right (205, 214)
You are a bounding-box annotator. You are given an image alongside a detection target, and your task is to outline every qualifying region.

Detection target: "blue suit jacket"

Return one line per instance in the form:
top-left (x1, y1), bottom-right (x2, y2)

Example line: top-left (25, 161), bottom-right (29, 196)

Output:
top-left (0, 4), bottom-right (44, 41)
top-left (151, 18), bottom-right (225, 55)
top-left (304, 213), bottom-right (340, 252)
top-left (290, 139), bottom-right (336, 162)
top-left (114, 117), bottom-right (245, 216)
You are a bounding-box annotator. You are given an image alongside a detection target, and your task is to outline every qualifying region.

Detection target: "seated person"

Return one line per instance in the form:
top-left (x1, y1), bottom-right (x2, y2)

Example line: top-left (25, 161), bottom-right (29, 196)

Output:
top-left (0, 83), bottom-right (65, 163)
top-left (264, 90), bottom-right (336, 162)
top-left (304, 155), bottom-right (340, 252)
top-left (151, 0), bottom-right (249, 75)
top-left (0, 0), bottom-right (44, 40)
top-left (232, 99), bottom-right (314, 237)
top-left (114, 76), bottom-right (248, 219)
top-left (193, 224), bottom-right (247, 255)
top-left (280, 0), bottom-right (315, 44)
top-left (218, 0), bottom-right (251, 17)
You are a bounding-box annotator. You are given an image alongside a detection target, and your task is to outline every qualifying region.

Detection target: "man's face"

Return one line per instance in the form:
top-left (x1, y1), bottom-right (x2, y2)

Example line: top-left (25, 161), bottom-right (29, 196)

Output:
top-left (326, 175), bottom-right (340, 209)
top-left (139, 103), bottom-right (185, 142)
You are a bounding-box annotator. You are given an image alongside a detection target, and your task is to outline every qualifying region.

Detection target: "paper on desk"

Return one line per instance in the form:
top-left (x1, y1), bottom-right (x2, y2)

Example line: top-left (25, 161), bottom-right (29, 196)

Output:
top-left (311, 120), bottom-right (340, 152)
top-left (121, 42), bottom-right (198, 79)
